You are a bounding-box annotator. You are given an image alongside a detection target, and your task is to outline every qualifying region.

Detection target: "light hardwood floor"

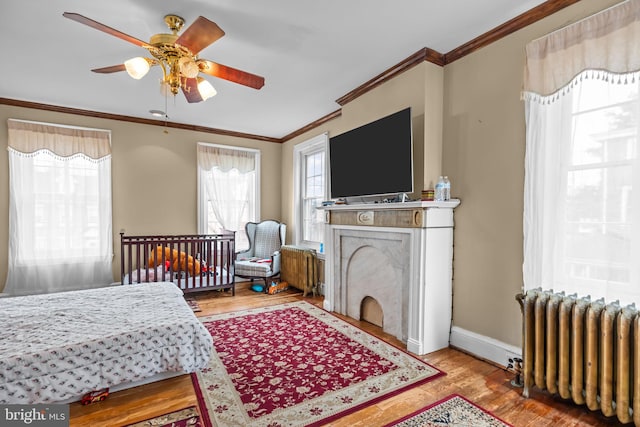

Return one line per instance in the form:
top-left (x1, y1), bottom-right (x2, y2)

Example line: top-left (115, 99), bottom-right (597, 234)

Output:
top-left (70, 282), bottom-right (625, 426)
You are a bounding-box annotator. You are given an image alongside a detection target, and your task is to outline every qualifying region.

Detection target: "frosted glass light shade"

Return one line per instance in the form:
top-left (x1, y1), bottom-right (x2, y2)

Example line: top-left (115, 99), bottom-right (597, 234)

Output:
top-left (124, 57), bottom-right (150, 79)
top-left (178, 57), bottom-right (199, 78)
top-left (197, 78), bottom-right (217, 100)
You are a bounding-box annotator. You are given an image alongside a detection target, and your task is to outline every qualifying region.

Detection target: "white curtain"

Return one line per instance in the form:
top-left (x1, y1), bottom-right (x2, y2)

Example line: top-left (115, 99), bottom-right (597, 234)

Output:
top-left (522, 0), bottom-right (640, 305)
top-left (197, 144), bottom-right (257, 249)
top-left (5, 120), bottom-right (113, 295)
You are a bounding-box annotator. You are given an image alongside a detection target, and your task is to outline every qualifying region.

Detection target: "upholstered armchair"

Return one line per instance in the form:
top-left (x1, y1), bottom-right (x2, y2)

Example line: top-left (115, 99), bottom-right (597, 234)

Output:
top-left (235, 220), bottom-right (286, 290)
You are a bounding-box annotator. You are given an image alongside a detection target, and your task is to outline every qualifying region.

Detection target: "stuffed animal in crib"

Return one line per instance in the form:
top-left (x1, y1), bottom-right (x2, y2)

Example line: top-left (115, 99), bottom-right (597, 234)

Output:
top-left (148, 245), bottom-right (201, 275)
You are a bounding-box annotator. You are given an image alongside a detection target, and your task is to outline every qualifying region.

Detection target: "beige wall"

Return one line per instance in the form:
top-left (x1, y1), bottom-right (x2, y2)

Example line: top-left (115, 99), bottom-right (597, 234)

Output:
top-left (442, 0), bottom-right (622, 348)
top-left (0, 105), bottom-right (282, 291)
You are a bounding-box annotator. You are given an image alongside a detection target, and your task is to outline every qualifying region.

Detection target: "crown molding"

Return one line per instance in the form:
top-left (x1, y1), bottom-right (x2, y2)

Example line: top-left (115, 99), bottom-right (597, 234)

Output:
top-left (281, 109), bottom-right (342, 142)
top-left (334, 0), bottom-right (582, 108)
top-left (0, 97), bottom-right (282, 144)
top-left (335, 48), bottom-right (445, 107)
top-left (444, 0), bottom-right (582, 63)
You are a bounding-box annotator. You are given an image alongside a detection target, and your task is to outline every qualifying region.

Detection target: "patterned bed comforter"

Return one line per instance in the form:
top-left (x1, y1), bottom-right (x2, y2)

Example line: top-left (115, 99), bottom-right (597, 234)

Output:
top-left (0, 282), bottom-right (213, 404)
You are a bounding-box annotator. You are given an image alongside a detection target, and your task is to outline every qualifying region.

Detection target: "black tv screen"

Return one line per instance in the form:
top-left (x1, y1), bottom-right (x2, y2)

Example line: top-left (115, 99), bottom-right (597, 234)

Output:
top-left (329, 107), bottom-right (413, 199)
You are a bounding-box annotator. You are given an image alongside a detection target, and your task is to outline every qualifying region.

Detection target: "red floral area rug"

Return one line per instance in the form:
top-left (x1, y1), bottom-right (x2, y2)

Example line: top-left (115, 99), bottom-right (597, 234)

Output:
top-left (382, 394), bottom-right (512, 427)
top-left (126, 406), bottom-right (202, 427)
top-left (191, 301), bottom-right (444, 427)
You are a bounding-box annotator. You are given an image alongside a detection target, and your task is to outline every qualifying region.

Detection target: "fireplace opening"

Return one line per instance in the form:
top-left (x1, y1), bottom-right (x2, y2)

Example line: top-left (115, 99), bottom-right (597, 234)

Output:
top-left (361, 296), bottom-right (383, 328)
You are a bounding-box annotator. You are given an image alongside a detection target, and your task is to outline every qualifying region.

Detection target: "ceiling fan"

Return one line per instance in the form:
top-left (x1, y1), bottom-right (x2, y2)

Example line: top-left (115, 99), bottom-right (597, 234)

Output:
top-left (63, 12), bottom-right (265, 103)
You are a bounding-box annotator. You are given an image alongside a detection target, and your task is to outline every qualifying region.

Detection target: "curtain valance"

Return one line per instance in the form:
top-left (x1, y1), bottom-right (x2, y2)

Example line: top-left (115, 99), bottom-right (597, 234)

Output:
top-left (523, 0), bottom-right (640, 100)
top-left (197, 143), bottom-right (256, 173)
top-left (7, 119), bottom-right (111, 160)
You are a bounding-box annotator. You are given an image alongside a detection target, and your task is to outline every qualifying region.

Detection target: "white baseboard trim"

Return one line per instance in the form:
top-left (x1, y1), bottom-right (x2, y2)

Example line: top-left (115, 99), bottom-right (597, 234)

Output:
top-left (406, 338), bottom-right (422, 355)
top-left (449, 326), bottom-right (522, 368)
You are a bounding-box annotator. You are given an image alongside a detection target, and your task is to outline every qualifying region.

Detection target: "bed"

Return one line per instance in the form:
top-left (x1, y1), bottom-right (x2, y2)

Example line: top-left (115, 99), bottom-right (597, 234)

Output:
top-left (0, 282), bottom-right (213, 404)
top-left (120, 232), bottom-right (236, 294)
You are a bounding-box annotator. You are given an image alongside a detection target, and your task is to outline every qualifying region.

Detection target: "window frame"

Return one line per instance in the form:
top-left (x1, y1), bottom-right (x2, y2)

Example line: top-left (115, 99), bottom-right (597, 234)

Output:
top-left (5, 119), bottom-right (113, 294)
top-left (196, 142), bottom-right (261, 241)
top-left (293, 133), bottom-right (328, 251)
top-left (523, 72), bottom-right (640, 304)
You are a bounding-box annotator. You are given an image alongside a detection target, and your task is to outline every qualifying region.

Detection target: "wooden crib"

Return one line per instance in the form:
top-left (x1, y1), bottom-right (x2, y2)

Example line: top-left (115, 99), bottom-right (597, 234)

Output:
top-left (120, 232), bottom-right (235, 295)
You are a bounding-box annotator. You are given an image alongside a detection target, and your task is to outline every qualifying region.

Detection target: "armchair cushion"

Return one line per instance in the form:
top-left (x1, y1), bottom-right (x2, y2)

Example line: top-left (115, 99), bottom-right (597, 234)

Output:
top-left (235, 258), bottom-right (276, 277)
top-left (254, 221), bottom-right (284, 259)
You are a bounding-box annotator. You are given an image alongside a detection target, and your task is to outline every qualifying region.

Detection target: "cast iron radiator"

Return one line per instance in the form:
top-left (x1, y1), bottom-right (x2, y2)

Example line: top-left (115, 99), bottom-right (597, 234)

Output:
top-left (519, 289), bottom-right (640, 425)
top-left (280, 245), bottom-right (318, 297)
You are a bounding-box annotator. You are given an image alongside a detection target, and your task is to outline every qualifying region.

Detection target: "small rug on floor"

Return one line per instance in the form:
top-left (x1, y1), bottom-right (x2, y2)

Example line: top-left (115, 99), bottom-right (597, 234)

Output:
top-left (126, 406), bottom-right (201, 427)
top-left (185, 298), bottom-right (201, 312)
top-left (383, 394), bottom-right (512, 427)
top-left (192, 301), bottom-right (444, 427)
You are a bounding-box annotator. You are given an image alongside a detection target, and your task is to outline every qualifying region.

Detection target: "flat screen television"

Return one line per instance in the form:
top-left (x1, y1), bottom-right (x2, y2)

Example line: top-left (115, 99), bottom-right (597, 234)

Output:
top-left (329, 107), bottom-right (413, 200)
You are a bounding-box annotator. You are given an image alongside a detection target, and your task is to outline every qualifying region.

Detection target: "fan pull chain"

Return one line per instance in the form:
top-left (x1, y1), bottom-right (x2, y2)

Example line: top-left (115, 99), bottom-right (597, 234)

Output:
top-left (163, 90), bottom-right (169, 134)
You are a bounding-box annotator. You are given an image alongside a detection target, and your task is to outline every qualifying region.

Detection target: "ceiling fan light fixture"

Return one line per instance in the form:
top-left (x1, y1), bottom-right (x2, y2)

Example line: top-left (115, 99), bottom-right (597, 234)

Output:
top-left (124, 57), bottom-right (151, 79)
top-left (197, 77), bottom-right (217, 100)
top-left (178, 56), bottom-right (199, 78)
top-left (64, 12), bottom-right (265, 103)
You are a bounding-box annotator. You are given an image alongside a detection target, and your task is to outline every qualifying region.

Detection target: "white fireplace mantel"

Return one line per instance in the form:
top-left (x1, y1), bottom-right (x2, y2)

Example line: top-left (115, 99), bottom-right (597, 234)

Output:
top-left (321, 199), bottom-right (460, 355)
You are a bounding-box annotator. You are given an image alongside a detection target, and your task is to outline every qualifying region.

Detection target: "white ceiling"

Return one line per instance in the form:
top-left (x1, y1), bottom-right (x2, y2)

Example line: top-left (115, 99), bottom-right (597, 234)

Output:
top-left (2, 0), bottom-right (547, 139)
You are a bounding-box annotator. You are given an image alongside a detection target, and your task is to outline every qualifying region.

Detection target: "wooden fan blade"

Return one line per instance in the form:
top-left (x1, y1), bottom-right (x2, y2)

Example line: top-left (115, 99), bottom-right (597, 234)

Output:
top-left (198, 60), bottom-right (265, 89)
top-left (175, 16), bottom-right (224, 54)
top-left (182, 78), bottom-right (204, 103)
top-left (63, 12), bottom-right (150, 48)
top-left (92, 64), bottom-right (126, 74)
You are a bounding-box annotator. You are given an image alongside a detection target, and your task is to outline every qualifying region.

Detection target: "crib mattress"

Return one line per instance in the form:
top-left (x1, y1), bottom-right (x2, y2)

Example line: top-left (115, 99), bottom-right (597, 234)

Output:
top-left (0, 282), bottom-right (213, 404)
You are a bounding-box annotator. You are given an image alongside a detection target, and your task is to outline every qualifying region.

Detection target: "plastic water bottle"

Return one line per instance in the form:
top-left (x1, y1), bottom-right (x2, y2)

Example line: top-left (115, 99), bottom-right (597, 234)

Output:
top-left (443, 176), bottom-right (451, 201)
top-left (435, 176), bottom-right (445, 201)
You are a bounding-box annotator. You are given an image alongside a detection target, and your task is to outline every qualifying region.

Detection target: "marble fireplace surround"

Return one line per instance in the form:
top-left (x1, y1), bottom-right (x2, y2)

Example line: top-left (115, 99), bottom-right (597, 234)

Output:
top-left (322, 200), bottom-right (460, 355)
top-left (334, 228), bottom-right (411, 342)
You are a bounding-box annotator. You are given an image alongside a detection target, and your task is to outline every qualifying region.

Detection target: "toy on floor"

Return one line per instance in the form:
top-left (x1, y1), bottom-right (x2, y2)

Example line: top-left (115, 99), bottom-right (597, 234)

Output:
top-left (268, 281), bottom-right (289, 294)
top-left (250, 283), bottom-right (265, 293)
top-left (81, 388), bottom-right (109, 405)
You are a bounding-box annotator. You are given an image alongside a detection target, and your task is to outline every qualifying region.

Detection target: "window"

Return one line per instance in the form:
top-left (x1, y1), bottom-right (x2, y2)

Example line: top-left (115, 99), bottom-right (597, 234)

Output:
top-left (197, 143), bottom-right (259, 251)
top-left (563, 80), bottom-right (637, 290)
top-left (525, 80), bottom-right (640, 304)
top-left (294, 133), bottom-right (328, 251)
top-left (31, 154), bottom-right (105, 259)
top-left (522, 0), bottom-right (640, 305)
top-left (5, 120), bottom-right (113, 295)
